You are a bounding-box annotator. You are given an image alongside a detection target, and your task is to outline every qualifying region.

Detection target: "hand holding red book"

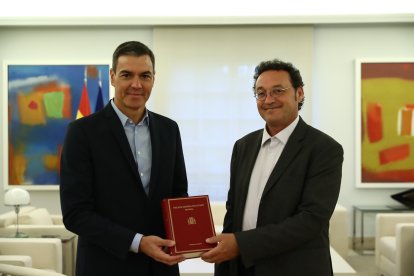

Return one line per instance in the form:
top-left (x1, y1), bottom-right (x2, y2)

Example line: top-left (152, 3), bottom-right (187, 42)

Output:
top-left (162, 195), bottom-right (217, 259)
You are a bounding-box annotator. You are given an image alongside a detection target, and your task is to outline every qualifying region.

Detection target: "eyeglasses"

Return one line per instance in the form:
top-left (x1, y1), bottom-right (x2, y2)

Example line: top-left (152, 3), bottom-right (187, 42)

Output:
top-left (254, 87), bottom-right (291, 101)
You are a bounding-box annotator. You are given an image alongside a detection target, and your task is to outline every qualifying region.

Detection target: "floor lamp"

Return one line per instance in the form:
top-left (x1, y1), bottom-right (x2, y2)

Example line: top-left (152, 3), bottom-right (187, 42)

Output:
top-left (4, 188), bottom-right (31, 238)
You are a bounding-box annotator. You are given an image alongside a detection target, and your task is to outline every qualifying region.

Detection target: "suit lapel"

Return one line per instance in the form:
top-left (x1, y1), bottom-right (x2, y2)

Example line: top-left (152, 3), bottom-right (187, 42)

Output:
top-left (234, 131), bottom-right (263, 227)
top-left (147, 112), bottom-right (160, 199)
top-left (261, 118), bottom-right (307, 197)
top-left (103, 104), bottom-right (142, 183)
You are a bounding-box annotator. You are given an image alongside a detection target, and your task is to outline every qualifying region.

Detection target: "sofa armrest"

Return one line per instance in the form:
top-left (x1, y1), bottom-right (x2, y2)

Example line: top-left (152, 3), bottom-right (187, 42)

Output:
top-left (0, 255), bottom-right (33, 267)
top-left (376, 213), bottom-right (414, 237)
top-left (329, 204), bottom-right (349, 258)
top-left (0, 238), bottom-right (62, 273)
top-left (375, 213), bottom-right (414, 266)
top-left (0, 224), bottom-right (75, 237)
top-left (396, 223), bottom-right (414, 276)
top-left (0, 263), bottom-right (66, 276)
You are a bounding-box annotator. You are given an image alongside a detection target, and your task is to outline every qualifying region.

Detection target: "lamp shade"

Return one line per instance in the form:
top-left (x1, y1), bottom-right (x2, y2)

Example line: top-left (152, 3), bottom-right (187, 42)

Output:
top-left (4, 188), bottom-right (30, 206)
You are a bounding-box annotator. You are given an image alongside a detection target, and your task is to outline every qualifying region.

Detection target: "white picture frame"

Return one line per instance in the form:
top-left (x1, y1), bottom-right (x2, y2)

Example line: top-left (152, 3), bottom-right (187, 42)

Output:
top-left (2, 61), bottom-right (111, 190)
top-left (355, 58), bottom-right (414, 188)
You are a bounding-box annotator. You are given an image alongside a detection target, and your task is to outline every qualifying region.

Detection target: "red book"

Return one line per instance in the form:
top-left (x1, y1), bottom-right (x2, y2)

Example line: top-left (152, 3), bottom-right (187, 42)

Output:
top-left (162, 195), bottom-right (217, 258)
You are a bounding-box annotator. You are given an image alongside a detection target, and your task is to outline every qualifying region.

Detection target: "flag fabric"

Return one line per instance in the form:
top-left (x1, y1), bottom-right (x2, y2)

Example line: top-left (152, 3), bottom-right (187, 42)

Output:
top-left (76, 82), bottom-right (91, 119)
top-left (95, 80), bottom-right (104, 112)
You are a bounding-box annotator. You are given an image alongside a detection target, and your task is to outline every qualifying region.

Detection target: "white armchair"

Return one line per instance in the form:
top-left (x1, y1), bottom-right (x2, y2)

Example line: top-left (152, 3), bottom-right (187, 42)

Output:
top-left (0, 208), bottom-right (77, 276)
top-left (0, 238), bottom-right (62, 273)
top-left (375, 213), bottom-right (414, 276)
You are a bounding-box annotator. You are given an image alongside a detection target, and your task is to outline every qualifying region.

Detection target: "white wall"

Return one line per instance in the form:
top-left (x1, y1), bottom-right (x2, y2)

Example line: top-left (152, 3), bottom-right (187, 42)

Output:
top-left (313, 23), bottom-right (414, 235)
top-left (0, 26), bottom-right (152, 214)
top-left (1, 22), bottom-right (413, 236)
top-left (1, 0), bottom-right (412, 17)
top-left (153, 26), bottom-right (313, 200)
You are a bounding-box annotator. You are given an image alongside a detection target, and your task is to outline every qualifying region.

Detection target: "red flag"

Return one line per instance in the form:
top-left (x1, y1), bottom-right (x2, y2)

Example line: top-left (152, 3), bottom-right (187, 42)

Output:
top-left (76, 82), bottom-right (91, 119)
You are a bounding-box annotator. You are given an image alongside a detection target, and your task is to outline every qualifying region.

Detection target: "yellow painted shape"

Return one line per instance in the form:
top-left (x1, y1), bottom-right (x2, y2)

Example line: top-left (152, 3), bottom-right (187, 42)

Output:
top-left (17, 91), bottom-right (46, 125)
top-left (43, 154), bottom-right (59, 171)
top-left (11, 155), bottom-right (27, 184)
top-left (361, 78), bottom-right (414, 172)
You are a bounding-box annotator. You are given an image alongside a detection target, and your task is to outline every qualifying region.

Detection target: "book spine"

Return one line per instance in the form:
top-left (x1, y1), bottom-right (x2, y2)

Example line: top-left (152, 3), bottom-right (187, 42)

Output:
top-left (161, 199), bottom-right (175, 255)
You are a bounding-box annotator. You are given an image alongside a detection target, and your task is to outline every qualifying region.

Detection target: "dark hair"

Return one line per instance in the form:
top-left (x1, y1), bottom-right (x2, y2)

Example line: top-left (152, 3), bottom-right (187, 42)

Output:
top-left (253, 59), bottom-right (305, 110)
top-left (112, 41), bottom-right (155, 72)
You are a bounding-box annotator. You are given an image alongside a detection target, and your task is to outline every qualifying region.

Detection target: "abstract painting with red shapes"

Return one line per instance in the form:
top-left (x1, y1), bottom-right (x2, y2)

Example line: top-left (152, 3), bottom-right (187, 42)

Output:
top-left (357, 60), bottom-right (414, 188)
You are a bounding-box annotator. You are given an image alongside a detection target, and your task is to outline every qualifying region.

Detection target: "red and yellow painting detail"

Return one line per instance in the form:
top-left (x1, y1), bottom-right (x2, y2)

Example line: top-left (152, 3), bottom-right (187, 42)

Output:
top-left (361, 62), bottom-right (414, 184)
top-left (7, 64), bottom-right (109, 187)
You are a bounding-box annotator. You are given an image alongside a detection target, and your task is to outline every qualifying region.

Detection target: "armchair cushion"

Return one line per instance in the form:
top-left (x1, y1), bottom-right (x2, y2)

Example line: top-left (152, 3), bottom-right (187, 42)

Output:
top-left (0, 255), bottom-right (33, 267)
top-left (0, 263), bottom-right (66, 276)
top-left (0, 206), bottom-right (36, 227)
top-left (50, 215), bottom-right (63, 225)
top-left (20, 208), bottom-right (54, 225)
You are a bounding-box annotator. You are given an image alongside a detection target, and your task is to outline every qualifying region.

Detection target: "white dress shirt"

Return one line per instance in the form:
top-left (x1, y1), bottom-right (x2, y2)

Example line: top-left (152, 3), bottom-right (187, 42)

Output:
top-left (111, 100), bottom-right (151, 253)
top-left (242, 116), bottom-right (299, 231)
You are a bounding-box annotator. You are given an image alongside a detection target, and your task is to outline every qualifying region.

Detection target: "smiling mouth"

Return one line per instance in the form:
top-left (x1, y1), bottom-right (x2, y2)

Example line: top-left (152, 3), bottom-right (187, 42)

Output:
top-left (127, 93), bottom-right (144, 97)
top-left (264, 106), bottom-right (280, 110)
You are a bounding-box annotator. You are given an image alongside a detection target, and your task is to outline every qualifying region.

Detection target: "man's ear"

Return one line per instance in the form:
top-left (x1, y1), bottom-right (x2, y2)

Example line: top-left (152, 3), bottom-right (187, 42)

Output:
top-left (110, 68), bottom-right (115, 85)
top-left (296, 86), bottom-right (304, 102)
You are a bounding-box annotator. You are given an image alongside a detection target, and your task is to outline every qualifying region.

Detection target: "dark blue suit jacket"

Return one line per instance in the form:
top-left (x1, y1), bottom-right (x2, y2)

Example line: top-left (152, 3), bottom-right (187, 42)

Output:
top-left (60, 103), bottom-right (188, 276)
top-left (216, 117), bottom-right (343, 276)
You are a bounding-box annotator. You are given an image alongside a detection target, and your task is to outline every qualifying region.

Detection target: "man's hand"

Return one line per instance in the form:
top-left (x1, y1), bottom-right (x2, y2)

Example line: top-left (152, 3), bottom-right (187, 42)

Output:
top-left (200, 233), bottom-right (239, 263)
top-left (139, 235), bottom-right (185, 265)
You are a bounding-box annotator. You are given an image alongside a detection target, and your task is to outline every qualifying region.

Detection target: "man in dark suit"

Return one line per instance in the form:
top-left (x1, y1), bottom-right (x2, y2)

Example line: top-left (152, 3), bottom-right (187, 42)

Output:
top-left (60, 41), bottom-right (188, 276)
top-left (202, 59), bottom-right (343, 276)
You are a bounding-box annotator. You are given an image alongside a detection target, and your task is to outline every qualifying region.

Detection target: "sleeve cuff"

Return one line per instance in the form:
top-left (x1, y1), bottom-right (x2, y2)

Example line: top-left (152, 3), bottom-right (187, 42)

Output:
top-left (130, 233), bottom-right (143, 253)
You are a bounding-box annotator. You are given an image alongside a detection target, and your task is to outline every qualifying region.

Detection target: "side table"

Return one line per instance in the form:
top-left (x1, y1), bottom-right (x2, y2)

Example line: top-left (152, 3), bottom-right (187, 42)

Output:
top-left (41, 233), bottom-right (76, 276)
top-left (352, 205), bottom-right (414, 254)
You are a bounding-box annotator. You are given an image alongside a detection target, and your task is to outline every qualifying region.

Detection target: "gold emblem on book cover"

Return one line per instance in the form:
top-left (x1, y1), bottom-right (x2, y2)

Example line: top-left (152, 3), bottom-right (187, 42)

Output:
top-left (187, 216), bottom-right (197, 225)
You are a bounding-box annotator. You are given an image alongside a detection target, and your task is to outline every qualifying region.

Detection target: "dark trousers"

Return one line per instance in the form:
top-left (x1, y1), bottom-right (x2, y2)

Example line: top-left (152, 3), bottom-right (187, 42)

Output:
top-left (238, 260), bottom-right (255, 276)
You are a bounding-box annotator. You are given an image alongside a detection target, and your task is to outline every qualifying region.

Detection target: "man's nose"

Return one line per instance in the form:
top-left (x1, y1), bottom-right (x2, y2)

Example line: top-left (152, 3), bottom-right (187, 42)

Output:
top-left (263, 93), bottom-right (275, 103)
top-left (131, 76), bottom-right (142, 88)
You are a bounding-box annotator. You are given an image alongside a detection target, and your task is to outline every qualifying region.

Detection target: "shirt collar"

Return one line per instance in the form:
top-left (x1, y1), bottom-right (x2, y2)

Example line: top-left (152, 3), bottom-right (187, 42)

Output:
top-left (261, 116), bottom-right (300, 146)
top-left (111, 99), bottom-right (149, 126)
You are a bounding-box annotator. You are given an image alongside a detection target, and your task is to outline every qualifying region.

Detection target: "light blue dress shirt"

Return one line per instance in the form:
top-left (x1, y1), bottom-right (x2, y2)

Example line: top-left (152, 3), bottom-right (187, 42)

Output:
top-left (111, 100), bottom-right (152, 253)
